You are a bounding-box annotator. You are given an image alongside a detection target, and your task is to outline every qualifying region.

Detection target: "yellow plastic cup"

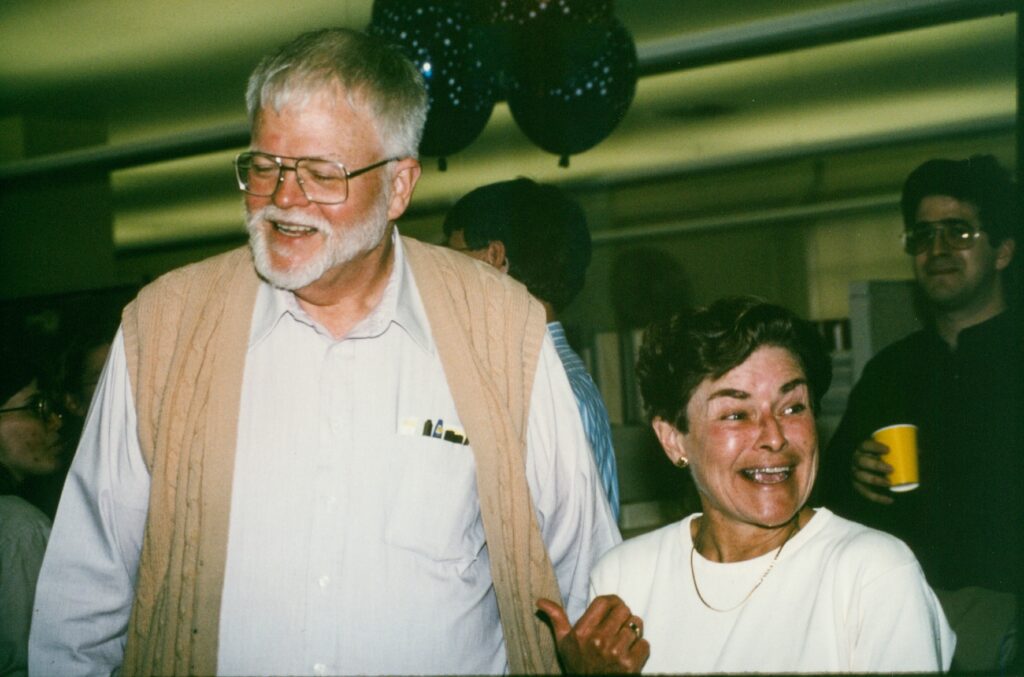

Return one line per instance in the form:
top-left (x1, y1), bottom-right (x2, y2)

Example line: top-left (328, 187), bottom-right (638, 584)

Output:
top-left (872, 424), bottom-right (919, 492)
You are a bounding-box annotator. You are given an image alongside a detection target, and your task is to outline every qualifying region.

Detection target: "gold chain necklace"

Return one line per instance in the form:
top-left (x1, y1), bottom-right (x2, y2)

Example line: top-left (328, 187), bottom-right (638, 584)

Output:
top-left (689, 519), bottom-right (799, 613)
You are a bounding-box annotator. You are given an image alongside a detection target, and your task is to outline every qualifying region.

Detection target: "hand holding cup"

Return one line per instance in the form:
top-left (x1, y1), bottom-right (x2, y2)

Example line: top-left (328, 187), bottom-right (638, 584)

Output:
top-left (852, 424), bottom-right (919, 504)
top-left (872, 424), bottom-right (919, 492)
top-left (851, 438), bottom-right (895, 504)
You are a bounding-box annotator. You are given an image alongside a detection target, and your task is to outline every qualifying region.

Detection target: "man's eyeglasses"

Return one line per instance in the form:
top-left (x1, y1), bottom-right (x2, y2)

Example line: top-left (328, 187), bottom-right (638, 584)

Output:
top-left (0, 394), bottom-right (62, 423)
top-left (902, 219), bottom-right (982, 255)
top-left (234, 151), bottom-right (398, 205)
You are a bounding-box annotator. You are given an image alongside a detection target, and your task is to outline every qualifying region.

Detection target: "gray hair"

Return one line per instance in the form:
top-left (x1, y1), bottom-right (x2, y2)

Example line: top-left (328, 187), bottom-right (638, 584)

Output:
top-left (246, 28), bottom-right (428, 159)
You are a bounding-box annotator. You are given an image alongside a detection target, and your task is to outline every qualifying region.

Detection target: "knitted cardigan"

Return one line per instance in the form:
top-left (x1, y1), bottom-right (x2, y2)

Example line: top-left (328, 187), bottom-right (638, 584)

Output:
top-left (120, 237), bottom-right (562, 675)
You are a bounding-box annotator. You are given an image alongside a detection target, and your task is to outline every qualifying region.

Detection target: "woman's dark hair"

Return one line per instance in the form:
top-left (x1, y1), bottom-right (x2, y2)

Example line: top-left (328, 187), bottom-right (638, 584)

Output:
top-left (636, 296), bottom-right (832, 432)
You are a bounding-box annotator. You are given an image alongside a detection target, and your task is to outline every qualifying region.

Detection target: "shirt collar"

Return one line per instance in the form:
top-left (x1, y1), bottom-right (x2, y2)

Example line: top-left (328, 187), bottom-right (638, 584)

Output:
top-left (922, 307), bottom-right (1018, 353)
top-left (954, 307), bottom-right (1018, 347)
top-left (247, 229), bottom-right (434, 354)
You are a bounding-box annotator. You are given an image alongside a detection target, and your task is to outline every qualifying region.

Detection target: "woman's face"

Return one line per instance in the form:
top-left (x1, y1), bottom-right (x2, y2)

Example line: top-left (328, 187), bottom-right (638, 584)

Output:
top-left (0, 380), bottom-right (64, 482)
top-left (656, 345), bottom-right (818, 530)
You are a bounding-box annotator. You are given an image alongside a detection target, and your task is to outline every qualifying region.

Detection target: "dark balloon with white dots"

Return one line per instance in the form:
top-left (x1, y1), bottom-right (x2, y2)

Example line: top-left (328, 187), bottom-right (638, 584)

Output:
top-left (370, 0), bottom-right (497, 166)
top-left (370, 0), bottom-right (636, 167)
top-left (505, 15), bottom-right (637, 166)
top-left (481, 0), bottom-right (614, 24)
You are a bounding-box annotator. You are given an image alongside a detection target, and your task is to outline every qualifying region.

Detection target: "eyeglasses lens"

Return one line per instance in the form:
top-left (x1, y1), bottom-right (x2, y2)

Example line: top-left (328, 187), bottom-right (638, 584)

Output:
top-left (0, 395), bottom-right (58, 421)
top-left (37, 397), bottom-right (53, 421)
top-left (237, 154), bottom-right (281, 196)
top-left (904, 223), bottom-right (977, 255)
top-left (235, 153), bottom-right (348, 204)
top-left (295, 159), bottom-right (348, 203)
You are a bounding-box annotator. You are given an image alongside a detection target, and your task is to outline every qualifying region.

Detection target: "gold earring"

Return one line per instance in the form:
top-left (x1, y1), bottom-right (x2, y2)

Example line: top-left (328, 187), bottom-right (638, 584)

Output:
top-left (675, 457), bottom-right (689, 469)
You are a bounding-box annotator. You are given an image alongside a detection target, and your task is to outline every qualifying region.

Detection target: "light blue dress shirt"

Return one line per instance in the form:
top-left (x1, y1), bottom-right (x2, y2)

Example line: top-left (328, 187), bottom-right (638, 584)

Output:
top-left (548, 321), bottom-right (620, 521)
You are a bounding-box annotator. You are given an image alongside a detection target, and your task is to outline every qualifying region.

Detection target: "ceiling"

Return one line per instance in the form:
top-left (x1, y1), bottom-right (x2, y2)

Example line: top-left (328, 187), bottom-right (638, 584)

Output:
top-left (0, 0), bottom-right (1018, 251)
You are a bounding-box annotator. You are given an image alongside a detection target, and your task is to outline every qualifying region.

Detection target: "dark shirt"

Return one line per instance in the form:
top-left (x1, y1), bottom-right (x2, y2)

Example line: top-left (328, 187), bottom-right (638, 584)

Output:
top-left (819, 310), bottom-right (1024, 595)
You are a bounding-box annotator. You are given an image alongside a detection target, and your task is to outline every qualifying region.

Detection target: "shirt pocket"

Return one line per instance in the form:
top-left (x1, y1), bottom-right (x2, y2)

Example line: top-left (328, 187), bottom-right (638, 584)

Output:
top-left (383, 435), bottom-right (485, 566)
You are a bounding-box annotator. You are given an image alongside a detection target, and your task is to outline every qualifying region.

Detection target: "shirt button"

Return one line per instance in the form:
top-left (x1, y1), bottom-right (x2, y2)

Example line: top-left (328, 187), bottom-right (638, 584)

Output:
top-left (318, 575), bottom-right (330, 588)
top-left (313, 662), bottom-right (327, 675)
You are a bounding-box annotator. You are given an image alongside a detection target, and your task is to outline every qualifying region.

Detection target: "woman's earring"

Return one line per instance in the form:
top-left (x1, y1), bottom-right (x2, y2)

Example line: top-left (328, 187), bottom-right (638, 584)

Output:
top-left (674, 457), bottom-right (689, 469)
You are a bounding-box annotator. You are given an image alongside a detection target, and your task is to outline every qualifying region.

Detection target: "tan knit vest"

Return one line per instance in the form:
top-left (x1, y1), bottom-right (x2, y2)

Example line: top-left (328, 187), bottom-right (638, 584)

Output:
top-left (121, 238), bottom-right (562, 675)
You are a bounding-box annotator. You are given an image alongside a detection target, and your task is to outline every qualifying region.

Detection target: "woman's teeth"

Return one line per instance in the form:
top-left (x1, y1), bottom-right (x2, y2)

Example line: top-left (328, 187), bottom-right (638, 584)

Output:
top-left (742, 466), bottom-right (791, 483)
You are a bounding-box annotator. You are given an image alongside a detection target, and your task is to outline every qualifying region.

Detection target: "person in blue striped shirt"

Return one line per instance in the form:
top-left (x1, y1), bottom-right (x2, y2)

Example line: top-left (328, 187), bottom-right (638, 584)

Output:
top-left (443, 178), bottom-right (620, 521)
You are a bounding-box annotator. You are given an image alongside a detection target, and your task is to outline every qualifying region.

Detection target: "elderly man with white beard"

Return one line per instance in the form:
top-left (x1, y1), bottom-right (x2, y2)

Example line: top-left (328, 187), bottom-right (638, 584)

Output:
top-left (30, 28), bottom-right (618, 677)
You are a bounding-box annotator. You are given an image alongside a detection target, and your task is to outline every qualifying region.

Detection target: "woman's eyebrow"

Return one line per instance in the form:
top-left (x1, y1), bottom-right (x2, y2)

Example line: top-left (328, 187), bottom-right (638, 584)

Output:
top-left (780, 378), bottom-right (808, 394)
top-left (707, 388), bottom-right (749, 401)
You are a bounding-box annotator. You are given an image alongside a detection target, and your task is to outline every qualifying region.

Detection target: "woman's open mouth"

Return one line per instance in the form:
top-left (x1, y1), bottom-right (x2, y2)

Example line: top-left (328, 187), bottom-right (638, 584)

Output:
top-left (741, 466), bottom-right (792, 484)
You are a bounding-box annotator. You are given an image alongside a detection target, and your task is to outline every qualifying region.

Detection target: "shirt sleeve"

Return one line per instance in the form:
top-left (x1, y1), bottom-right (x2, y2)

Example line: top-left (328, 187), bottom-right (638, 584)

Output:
top-left (525, 332), bottom-right (622, 623)
top-left (0, 502), bottom-right (50, 677)
top-left (847, 536), bottom-right (957, 672)
top-left (29, 328), bottom-right (151, 677)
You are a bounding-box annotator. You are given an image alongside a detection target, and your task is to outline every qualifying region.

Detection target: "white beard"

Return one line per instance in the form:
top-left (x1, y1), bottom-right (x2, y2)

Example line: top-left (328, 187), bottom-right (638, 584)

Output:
top-left (246, 197), bottom-right (391, 291)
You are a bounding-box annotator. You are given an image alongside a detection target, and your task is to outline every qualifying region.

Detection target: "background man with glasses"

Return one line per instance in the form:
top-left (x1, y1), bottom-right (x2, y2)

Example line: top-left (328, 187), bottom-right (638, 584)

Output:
top-left (819, 155), bottom-right (1022, 672)
top-left (30, 28), bottom-right (617, 677)
top-left (1, 324), bottom-right (65, 677)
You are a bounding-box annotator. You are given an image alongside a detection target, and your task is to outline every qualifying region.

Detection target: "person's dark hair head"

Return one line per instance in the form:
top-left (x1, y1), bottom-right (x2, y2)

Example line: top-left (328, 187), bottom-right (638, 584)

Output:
top-left (0, 321), bottom-right (47, 409)
top-left (636, 296), bottom-right (832, 432)
top-left (901, 154), bottom-right (1019, 246)
top-left (60, 311), bottom-right (120, 417)
top-left (442, 177), bottom-right (592, 313)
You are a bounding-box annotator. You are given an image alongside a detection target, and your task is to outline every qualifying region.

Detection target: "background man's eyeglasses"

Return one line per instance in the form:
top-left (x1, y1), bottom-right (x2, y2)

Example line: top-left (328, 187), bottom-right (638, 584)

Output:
top-left (903, 220), bottom-right (982, 255)
top-left (0, 394), bottom-right (62, 422)
top-left (234, 151), bottom-right (397, 205)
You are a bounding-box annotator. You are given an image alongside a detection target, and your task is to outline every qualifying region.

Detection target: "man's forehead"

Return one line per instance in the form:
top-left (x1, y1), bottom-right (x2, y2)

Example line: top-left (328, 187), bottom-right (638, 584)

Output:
top-left (914, 194), bottom-right (980, 222)
top-left (251, 91), bottom-right (381, 159)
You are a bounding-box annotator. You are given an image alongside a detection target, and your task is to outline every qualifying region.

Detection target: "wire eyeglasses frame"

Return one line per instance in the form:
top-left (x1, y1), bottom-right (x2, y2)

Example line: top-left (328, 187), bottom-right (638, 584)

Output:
top-left (234, 151), bottom-right (398, 205)
top-left (902, 219), bottom-right (983, 256)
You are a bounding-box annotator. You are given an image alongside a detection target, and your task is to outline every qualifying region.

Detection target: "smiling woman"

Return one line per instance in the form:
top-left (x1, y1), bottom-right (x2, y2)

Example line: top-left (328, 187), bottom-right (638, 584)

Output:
top-left (540, 297), bottom-right (957, 674)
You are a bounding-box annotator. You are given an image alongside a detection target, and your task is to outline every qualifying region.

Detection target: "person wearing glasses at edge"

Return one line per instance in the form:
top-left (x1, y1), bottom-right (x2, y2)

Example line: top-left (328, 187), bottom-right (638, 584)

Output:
top-left (537, 297), bottom-right (955, 673)
top-left (29, 28), bottom-right (617, 677)
top-left (817, 155), bottom-right (1022, 673)
top-left (0, 324), bottom-right (66, 677)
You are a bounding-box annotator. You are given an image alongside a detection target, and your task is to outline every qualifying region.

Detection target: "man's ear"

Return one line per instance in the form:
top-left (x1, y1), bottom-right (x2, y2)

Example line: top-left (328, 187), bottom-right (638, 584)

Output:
top-left (995, 236), bottom-right (1015, 272)
top-left (484, 240), bottom-right (508, 272)
top-left (386, 157), bottom-right (421, 222)
top-left (652, 417), bottom-right (688, 467)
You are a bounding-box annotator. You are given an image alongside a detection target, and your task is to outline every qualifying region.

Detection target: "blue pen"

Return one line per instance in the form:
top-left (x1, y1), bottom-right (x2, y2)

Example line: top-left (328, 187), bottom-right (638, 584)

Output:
top-left (432, 419), bottom-right (444, 438)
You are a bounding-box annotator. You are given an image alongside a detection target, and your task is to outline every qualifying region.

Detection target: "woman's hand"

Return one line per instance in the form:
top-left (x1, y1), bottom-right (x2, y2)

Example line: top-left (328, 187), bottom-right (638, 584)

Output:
top-left (536, 595), bottom-right (650, 674)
